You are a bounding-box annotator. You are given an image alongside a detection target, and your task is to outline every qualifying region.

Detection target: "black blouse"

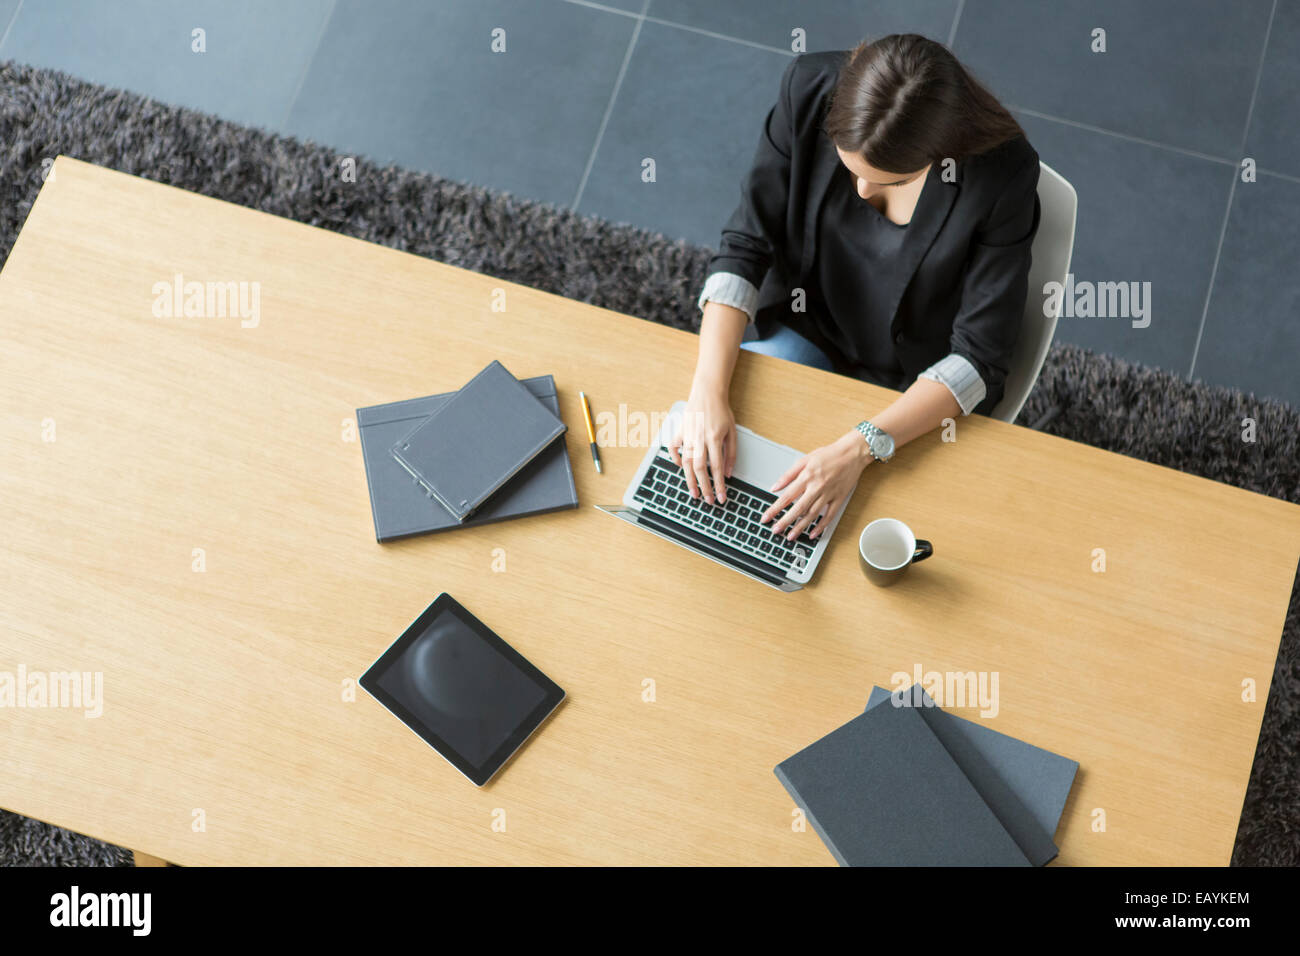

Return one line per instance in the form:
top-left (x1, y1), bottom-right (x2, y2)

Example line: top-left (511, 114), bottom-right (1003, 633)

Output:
top-left (803, 171), bottom-right (910, 388)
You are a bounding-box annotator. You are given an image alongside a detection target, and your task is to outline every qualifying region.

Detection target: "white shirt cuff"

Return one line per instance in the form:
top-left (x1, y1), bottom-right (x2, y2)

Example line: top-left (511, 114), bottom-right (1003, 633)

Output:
top-left (919, 353), bottom-right (986, 416)
top-left (698, 271), bottom-right (759, 323)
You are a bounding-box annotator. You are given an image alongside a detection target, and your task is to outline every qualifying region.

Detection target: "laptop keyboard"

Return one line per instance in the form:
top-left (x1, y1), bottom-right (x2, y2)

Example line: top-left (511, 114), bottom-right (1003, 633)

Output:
top-left (633, 450), bottom-right (818, 574)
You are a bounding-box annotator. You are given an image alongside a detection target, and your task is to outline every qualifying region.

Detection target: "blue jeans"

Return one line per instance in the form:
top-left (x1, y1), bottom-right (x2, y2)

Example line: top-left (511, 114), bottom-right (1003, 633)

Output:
top-left (740, 321), bottom-right (834, 371)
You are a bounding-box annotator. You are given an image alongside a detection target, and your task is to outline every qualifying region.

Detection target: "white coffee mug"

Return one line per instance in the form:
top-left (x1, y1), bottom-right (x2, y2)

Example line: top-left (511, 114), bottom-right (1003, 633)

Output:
top-left (858, 518), bottom-right (933, 586)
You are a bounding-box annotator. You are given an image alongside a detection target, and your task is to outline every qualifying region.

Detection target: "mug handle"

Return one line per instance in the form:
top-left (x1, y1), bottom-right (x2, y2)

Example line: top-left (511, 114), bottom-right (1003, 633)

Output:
top-left (912, 540), bottom-right (933, 563)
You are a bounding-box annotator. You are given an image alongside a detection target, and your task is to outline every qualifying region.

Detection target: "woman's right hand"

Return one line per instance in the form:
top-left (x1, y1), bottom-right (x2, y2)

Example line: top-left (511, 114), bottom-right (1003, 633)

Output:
top-left (667, 384), bottom-right (737, 504)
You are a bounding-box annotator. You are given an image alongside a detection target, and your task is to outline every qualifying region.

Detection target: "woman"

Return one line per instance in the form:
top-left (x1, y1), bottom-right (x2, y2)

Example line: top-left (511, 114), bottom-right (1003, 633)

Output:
top-left (671, 34), bottom-right (1040, 543)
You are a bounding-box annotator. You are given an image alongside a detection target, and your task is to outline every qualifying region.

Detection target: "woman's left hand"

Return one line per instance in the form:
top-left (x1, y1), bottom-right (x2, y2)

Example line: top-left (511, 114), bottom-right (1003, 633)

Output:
top-left (762, 430), bottom-right (871, 541)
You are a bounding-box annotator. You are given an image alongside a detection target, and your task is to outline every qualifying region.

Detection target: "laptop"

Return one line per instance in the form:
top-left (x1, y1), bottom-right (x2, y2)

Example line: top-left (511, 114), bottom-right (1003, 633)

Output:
top-left (597, 401), bottom-right (851, 591)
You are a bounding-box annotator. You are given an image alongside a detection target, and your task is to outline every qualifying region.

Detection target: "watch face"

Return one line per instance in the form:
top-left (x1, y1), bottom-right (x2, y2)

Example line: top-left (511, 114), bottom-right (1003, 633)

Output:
top-left (871, 433), bottom-right (894, 459)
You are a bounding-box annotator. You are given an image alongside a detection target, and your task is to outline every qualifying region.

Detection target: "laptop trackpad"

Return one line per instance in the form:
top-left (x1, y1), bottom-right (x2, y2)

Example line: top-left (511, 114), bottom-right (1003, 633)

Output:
top-left (732, 428), bottom-right (799, 492)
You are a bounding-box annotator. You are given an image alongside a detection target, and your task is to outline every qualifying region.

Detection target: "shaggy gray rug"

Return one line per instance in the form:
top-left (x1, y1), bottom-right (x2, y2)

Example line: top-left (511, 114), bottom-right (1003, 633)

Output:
top-left (1, 61), bottom-right (1297, 866)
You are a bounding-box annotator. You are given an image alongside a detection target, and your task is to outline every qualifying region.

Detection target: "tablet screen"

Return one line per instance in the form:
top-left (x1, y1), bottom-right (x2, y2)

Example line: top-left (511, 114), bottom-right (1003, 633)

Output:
top-left (360, 594), bottom-right (564, 785)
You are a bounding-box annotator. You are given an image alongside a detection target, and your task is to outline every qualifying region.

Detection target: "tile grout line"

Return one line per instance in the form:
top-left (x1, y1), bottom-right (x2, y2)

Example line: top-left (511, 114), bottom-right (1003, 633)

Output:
top-left (560, 0), bottom-right (793, 55)
top-left (638, 12), bottom-right (794, 55)
top-left (1258, 166), bottom-right (1300, 185)
top-left (559, 0), bottom-right (641, 13)
top-left (1186, 0), bottom-right (1276, 381)
top-left (1185, 180), bottom-right (1240, 379)
top-left (0, 0), bottom-right (25, 53)
top-left (279, 0), bottom-right (339, 132)
top-left (570, 0), bottom-right (650, 212)
top-left (1008, 103), bottom-right (1239, 167)
top-left (947, 0), bottom-right (965, 48)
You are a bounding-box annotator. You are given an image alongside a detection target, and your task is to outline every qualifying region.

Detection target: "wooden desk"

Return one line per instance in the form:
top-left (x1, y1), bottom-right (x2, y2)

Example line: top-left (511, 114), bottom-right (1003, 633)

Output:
top-left (1, 158), bottom-right (1296, 865)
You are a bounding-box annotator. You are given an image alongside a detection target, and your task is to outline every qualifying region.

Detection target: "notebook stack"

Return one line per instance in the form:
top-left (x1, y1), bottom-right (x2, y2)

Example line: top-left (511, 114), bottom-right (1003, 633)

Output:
top-left (357, 360), bottom-right (577, 541)
top-left (774, 684), bottom-right (1078, 866)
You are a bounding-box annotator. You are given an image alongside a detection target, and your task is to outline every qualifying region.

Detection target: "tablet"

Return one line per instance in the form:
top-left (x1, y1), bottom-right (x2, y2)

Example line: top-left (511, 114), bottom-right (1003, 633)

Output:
top-left (359, 593), bottom-right (564, 786)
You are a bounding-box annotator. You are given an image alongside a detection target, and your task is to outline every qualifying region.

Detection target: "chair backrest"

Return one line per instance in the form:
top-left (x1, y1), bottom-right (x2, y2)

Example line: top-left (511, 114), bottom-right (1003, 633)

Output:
top-left (990, 161), bottom-right (1078, 423)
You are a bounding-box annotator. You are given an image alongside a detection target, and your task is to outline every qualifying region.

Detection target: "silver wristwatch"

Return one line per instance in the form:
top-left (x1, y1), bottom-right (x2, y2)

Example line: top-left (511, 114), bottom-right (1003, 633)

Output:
top-left (855, 420), bottom-right (895, 463)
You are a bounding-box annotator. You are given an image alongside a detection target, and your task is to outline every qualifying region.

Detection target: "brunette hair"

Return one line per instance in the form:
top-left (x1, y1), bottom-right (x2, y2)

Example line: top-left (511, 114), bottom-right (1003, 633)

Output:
top-left (822, 34), bottom-right (1024, 173)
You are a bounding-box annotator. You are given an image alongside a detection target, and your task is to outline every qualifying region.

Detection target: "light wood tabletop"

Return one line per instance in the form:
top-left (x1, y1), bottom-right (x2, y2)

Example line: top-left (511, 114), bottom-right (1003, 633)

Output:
top-left (1, 157), bottom-right (1297, 865)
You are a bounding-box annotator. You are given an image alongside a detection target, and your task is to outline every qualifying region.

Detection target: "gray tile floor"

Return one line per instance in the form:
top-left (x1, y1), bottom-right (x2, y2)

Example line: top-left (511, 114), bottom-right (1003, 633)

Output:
top-left (1, 0), bottom-right (1295, 407)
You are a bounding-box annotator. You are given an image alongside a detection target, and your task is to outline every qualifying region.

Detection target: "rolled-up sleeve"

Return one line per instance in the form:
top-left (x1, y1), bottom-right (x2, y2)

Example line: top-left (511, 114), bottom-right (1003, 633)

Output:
top-left (946, 155), bottom-right (1041, 413)
top-left (919, 353), bottom-right (986, 415)
top-left (697, 271), bottom-right (761, 322)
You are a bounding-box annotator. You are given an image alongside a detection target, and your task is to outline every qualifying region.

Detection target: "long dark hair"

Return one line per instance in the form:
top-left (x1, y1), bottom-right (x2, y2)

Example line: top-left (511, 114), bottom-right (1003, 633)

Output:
top-left (823, 34), bottom-right (1024, 173)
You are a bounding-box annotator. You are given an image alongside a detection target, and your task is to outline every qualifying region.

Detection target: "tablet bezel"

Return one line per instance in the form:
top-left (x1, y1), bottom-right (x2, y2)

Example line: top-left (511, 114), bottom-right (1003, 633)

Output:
top-left (359, 592), bottom-right (564, 787)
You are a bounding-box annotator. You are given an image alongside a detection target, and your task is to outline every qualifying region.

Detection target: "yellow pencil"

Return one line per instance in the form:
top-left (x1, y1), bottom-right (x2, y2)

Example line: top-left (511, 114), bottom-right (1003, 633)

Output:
top-left (579, 391), bottom-right (602, 473)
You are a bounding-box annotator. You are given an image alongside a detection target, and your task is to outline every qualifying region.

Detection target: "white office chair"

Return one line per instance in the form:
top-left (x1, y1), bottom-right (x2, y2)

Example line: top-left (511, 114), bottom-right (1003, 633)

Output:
top-left (990, 161), bottom-right (1078, 424)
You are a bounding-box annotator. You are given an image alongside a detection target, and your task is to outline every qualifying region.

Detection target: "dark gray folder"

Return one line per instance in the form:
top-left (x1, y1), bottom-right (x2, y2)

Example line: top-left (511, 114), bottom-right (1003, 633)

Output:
top-left (358, 375), bottom-right (576, 541)
top-left (866, 684), bottom-right (1078, 862)
top-left (389, 360), bottom-right (567, 522)
top-left (774, 702), bottom-right (1032, 866)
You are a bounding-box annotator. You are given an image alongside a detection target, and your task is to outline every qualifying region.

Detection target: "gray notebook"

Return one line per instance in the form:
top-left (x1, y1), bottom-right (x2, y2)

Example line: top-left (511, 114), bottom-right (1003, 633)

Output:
top-left (390, 360), bottom-right (567, 523)
top-left (774, 702), bottom-right (1032, 866)
top-left (866, 684), bottom-right (1078, 861)
top-left (358, 376), bottom-right (577, 541)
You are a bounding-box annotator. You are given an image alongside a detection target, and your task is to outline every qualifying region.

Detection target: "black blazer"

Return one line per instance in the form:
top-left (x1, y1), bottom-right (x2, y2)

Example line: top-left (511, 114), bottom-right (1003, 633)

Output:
top-left (705, 50), bottom-right (1041, 415)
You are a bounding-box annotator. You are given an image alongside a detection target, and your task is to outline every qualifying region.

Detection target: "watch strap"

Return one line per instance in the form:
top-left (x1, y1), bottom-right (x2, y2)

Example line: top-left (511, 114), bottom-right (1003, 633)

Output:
top-left (855, 420), bottom-right (894, 462)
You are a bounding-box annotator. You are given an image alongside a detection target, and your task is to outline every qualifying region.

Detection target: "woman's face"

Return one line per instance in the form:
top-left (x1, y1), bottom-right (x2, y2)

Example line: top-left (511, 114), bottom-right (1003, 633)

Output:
top-left (835, 146), bottom-right (930, 201)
